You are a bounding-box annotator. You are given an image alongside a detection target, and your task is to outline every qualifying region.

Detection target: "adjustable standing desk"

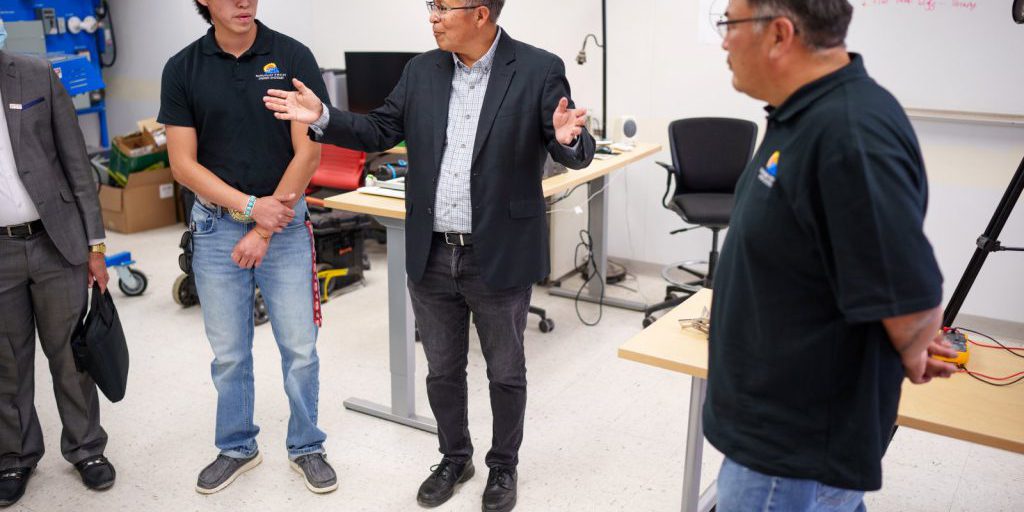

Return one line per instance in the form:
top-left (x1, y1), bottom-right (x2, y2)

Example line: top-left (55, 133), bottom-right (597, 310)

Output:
top-left (324, 143), bottom-right (661, 432)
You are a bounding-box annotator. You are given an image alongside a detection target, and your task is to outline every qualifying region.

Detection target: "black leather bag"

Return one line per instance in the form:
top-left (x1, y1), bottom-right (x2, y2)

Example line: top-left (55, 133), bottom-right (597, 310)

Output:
top-left (71, 284), bottom-right (130, 402)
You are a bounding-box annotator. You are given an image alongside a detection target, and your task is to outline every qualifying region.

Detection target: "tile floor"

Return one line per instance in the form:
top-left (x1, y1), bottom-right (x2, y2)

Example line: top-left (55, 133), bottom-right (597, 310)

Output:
top-left (11, 225), bottom-right (1023, 512)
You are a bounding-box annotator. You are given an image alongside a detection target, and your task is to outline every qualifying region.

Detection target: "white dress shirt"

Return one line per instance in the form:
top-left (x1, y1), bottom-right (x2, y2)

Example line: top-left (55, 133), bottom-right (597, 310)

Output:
top-left (0, 87), bottom-right (103, 246)
top-left (0, 86), bottom-right (42, 226)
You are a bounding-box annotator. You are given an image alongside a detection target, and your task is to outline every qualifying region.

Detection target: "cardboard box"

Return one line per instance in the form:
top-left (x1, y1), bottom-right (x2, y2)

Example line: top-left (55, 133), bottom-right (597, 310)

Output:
top-left (137, 118), bottom-right (167, 147)
top-left (110, 119), bottom-right (169, 177)
top-left (99, 166), bottom-right (178, 234)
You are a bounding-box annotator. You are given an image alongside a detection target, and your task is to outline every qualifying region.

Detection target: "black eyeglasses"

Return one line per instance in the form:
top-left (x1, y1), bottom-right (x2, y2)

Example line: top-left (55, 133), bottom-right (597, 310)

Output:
top-left (715, 15), bottom-right (782, 38)
top-left (426, 1), bottom-right (480, 17)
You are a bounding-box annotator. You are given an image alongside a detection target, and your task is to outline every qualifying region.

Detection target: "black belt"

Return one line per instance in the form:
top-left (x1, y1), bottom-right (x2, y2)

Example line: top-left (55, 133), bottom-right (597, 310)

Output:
top-left (434, 232), bottom-right (473, 246)
top-left (1, 219), bottom-right (45, 238)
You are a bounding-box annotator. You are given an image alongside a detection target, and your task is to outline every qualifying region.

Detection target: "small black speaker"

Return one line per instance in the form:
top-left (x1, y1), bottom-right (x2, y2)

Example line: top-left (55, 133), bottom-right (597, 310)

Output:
top-left (1014, 0), bottom-right (1024, 23)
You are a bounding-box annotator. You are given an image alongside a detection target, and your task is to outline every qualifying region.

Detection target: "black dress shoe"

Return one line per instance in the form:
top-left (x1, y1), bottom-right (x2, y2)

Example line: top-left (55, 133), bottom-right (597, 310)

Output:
top-left (75, 455), bottom-right (116, 490)
top-left (417, 458), bottom-right (475, 508)
top-left (0, 467), bottom-right (33, 507)
top-left (482, 466), bottom-right (517, 512)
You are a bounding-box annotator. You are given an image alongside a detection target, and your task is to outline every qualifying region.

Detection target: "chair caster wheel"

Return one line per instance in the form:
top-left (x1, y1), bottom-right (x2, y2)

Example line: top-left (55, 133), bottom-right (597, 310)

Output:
top-left (539, 318), bottom-right (554, 333)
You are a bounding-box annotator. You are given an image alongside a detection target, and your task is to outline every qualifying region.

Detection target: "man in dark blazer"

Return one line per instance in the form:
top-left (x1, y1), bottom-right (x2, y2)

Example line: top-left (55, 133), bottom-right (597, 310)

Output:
top-left (265, 1), bottom-right (594, 510)
top-left (0, 44), bottom-right (116, 507)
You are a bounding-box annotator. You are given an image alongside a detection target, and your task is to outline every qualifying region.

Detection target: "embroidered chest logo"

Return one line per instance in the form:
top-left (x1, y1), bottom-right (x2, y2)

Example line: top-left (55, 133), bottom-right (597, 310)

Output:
top-left (257, 62), bottom-right (287, 81)
top-left (758, 151), bottom-right (780, 188)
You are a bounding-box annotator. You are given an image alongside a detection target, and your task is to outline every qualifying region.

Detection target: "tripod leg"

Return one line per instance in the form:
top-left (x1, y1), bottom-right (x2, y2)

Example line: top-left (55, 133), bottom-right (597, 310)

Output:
top-left (942, 155), bottom-right (1024, 327)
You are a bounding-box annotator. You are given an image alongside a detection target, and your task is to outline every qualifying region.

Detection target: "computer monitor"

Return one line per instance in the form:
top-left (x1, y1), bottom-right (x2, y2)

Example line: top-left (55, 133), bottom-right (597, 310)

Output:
top-left (344, 52), bottom-right (420, 114)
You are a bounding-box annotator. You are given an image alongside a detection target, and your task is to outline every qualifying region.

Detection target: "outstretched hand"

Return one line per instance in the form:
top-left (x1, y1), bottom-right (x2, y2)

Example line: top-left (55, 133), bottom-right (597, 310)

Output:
top-left (553, 97), bottom-right (587, 145)
top-left (264, 78), bottom-right (324, 124)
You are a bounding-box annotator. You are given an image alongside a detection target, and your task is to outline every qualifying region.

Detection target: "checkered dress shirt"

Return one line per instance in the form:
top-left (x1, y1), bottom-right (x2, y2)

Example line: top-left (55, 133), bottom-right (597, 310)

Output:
top-left (430, 30), bottom-right (503, 233)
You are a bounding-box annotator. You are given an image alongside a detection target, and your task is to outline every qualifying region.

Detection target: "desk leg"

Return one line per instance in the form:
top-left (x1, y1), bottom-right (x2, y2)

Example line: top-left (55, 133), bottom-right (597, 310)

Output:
top-left (343, 216), bottom-right (437, 434)
top-left (549, 174), bottom-right (649, 311)
top-left (682, 376), bottom-right (717, 512)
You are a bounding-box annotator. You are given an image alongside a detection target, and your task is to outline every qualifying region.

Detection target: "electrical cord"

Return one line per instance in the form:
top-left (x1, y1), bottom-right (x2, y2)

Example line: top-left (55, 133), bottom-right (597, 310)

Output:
top-left (99, 0), bottom-right (118, 68)
top-left (956, 327), bottom-right (1024, 360)
top-left (573, 229), bottom-right (605, 326)
top-left (547, 171), bottom-right (622, 213)
top-left (948, 327), bottom-right (1024, 386)
top-left (960, 368), bottom-right (1024, 387)
top-left (548, 182), bottom-right (588, 207)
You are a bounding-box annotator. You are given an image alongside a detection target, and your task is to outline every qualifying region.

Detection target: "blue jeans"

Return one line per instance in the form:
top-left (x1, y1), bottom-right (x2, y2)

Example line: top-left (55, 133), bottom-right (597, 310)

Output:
top-left (717, 458), bottom-right (866, 512)
top-left (191, 200), bottom-right (325, 460)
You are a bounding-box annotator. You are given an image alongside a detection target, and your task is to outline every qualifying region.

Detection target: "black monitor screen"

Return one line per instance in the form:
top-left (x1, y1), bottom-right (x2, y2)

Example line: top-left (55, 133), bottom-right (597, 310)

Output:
top-left (344, 52), bottom-right (420, 114)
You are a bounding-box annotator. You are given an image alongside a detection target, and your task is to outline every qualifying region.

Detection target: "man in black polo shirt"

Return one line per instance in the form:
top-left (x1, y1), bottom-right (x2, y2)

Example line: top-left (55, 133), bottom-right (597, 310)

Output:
top-left (158, 0), bottom-right (336, 495)
top-left (706, 1), bottom-right (959, 509)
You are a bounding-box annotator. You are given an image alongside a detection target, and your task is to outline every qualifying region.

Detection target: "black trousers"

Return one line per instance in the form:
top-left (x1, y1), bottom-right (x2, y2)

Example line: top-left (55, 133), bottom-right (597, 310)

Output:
top-left (408, 238), bottom-right (531, 468)
top-left (0, 232), bottom-right (107, 470)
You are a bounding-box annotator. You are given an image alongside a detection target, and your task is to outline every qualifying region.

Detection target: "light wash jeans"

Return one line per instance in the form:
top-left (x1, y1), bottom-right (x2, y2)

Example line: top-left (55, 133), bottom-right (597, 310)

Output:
top-left (191, 199), bottom-right (325, 460)
top-left (717, 458), bottom-right (866, 512)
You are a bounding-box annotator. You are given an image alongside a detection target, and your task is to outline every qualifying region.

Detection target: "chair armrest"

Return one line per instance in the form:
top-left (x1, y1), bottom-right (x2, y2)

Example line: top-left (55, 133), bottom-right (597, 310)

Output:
top-left (657, 162), bottom-right (677, 210)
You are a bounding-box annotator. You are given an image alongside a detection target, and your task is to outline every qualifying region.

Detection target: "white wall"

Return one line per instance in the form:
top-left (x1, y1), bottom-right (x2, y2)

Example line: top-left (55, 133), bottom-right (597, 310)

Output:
top-left (601, 0), bottom-right (1024, 324)
top-left (98, 0), bottom-right (1023, 323)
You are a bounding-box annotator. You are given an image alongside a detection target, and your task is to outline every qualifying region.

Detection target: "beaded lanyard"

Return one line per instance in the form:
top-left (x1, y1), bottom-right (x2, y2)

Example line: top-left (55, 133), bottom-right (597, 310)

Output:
top-left (306, 220), bottom-right (322, 327)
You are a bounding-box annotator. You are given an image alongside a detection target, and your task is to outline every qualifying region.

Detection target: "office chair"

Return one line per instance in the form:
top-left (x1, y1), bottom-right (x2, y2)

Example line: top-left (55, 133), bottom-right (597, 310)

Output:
top-left (641, 118), bottom-right (758, 327)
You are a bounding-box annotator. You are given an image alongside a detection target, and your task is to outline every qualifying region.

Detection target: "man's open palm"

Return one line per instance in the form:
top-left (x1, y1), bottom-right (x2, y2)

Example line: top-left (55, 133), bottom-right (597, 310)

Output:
top-left (553, 97), bottom-right (587, 145)
top-left (264, 78), bottom-right (323, 124)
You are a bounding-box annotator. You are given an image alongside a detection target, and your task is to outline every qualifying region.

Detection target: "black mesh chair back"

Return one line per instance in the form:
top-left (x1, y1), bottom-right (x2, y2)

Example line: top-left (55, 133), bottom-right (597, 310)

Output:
top-left (669, 117), bottom-right (758, 196)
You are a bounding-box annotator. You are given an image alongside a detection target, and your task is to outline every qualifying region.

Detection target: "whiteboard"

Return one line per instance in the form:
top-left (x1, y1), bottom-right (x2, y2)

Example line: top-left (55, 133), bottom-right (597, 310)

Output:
top-left (846, 0), bottom-right (1024, 118)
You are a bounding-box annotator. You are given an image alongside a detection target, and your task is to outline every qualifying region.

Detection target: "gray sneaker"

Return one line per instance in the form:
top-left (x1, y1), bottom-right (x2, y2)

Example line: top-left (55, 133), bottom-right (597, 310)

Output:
top-left (195, 452), bottom-right (263, 494)
top-left (290, 453), bottom-right (338, 494)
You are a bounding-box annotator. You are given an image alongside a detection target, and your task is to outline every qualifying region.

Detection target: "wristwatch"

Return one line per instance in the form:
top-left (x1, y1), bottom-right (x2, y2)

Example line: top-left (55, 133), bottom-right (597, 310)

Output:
top-left (89, 242), bottom-right (107, 254)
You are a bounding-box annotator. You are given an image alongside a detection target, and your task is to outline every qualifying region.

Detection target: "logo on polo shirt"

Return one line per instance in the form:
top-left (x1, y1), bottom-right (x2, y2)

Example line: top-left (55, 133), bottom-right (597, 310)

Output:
top-left (257, 62), bottom-right (287, 81)
top-left (758, 151), bottom-right (780, 188)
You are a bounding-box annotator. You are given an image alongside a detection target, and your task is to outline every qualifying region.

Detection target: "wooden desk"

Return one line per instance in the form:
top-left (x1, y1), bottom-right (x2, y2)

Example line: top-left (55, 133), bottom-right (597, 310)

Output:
top-left (618, 291), bottom-right (1024, 512)
top-left (326, 143), bottom-right (661, 217)
top-left (324, 143), bottom-right (661, 433)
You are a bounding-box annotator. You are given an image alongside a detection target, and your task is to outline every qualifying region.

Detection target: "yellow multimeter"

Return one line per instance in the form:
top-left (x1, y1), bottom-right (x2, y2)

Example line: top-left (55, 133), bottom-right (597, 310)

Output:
top-left (933, 328), bottom-right (970, 365)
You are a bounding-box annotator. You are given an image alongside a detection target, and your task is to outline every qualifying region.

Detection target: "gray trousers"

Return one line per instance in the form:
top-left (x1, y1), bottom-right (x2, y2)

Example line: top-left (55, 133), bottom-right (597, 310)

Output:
top-left (0, 231), bottom-right (107, 470)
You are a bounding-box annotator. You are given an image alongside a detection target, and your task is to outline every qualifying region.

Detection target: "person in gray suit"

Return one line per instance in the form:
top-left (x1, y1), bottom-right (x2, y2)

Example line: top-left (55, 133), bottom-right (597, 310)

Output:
top-left (0, 23), bottom-right (117, 507)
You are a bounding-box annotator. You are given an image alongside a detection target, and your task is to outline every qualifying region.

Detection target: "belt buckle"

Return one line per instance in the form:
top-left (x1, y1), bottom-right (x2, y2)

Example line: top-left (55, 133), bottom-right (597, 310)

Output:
top-left (229, 209), bottom-right (254, 223)
top-left (444, 232), bottom-right (465, 246)
top-left (25, 222), bottom-right (33, 236)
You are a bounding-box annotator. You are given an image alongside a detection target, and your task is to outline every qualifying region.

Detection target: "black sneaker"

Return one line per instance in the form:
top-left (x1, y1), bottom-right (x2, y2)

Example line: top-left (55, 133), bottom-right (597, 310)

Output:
top-left (195, 452), bottom-right (262, 494)
top-left (0, 467), bottom-right (32, 507)
top-left (482, 466), bottom-right (517, 512)
top-left (290, 453), bottom-right (338, 494)
top-left (417, 458), bottom-right (475, 508)
top-left (74, 455), bottom-right (116, 490)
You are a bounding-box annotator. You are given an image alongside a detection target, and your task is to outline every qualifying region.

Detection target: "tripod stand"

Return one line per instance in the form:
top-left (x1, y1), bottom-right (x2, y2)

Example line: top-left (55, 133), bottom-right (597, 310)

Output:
top-left (942, 154), bottom-right (1024, 327)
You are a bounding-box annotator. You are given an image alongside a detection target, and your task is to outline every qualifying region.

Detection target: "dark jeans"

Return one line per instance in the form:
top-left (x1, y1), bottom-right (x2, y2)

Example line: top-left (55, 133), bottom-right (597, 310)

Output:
top-left (409, 237), bottom-right (532, 468)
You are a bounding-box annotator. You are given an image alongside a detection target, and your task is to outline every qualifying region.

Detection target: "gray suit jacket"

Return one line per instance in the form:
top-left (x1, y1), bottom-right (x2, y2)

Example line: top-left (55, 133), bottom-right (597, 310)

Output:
top-left (1, 51), bottom-right (103, 266)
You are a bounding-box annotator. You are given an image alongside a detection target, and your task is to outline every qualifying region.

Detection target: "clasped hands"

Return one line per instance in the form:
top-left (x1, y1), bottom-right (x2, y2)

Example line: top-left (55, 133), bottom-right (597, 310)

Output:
top-left (232, 192), bottom-right (299, 269)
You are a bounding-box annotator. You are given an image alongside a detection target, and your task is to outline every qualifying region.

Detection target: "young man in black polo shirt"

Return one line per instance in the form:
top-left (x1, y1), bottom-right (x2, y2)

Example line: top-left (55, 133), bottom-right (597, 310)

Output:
top-left (707, 1), bottom-right (959, 509)
top-left (158, 0), bottom-right (336, 495)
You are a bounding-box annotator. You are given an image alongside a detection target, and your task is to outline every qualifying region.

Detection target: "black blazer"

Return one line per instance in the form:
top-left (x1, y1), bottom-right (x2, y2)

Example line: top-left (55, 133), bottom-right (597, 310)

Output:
top-left (314, 30), bottom-right (596, 290)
